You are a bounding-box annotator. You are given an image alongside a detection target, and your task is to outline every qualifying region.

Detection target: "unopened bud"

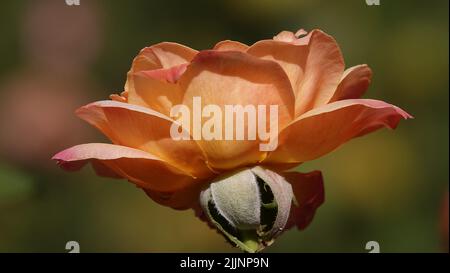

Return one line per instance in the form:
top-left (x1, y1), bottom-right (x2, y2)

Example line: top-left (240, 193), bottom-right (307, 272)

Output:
top-left (200, 166), bottom-right (293, 252)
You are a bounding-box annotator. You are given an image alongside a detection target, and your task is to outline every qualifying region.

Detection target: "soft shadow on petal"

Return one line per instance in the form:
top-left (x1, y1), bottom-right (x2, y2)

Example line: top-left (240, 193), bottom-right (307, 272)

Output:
top-left (127, 64), bottom-right (187, 116)
top-left (248, 40), bottom-right (308, 98)
top-left (52, 143), bottom-right (195, 192)
top-left (265, 99), bottom-right (412, 164)
top-left (143, 180), bottom-right (209, 210)
top-left (75, 100), bottom-right (214, 178)
top-left (179, 50), bottom-right (295, 170)
top-left (329, 64), bottom-right (373, 103)
top-left (248, 29), bottom-right (345, 116)
top-left (283, 170), bottom-right (324, 230)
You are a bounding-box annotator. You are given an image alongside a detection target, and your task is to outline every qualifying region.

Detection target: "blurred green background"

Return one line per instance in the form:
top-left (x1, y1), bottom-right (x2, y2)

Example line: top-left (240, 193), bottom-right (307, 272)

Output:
top-left (0, 0), bottom-right (448, 252)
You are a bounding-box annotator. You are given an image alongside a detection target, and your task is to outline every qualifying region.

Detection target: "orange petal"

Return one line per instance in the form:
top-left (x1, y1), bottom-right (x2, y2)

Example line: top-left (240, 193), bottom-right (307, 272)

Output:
top-left (125, 42), bottom-right (197, 109)
top-left (329, 64), bottom-right (373, 103)
top-left (75, 100), bottom-right (213, 178)
top-left (265, 99), bottom-right (412, 164)
top-left (273, 30), bottom-right (298, 43)
top-left (109, 93), bottom-right (127, 103)
top-left (213, 40), bottom-right (249, 52)
top-left (283, 170), bottom-right (324, 230)
top-left (248, 29), bottom-right (345, 116)
top-left (143, 180), bottom-right (208, 210)
top-left (52, 143), bottom-right (195, 192)
top-left (127, 42), bottom-right (198, 73)
top-left (127, 65), bottom-right (187, 116)
top-left (273, 29), bottom-right (309, 44)
top-left (179, 50), bottom-right (295, 170)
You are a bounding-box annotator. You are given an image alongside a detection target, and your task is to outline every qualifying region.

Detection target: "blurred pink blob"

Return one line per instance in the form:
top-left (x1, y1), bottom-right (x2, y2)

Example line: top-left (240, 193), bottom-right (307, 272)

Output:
top-left (0, 0), bottom-right (104, 169)
top-left (22, 0), bottom-right (103, 76)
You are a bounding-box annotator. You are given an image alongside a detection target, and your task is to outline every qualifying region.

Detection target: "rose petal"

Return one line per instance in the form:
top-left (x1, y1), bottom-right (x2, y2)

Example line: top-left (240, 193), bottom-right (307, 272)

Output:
top-left (329, 64), bottom-right (373, 103)
top-left (248, 29), bottom-right (345, 116)
top-left (273, 29), bottom-right (309, 44)
top-left (52, 143), bottom-right (195, 192)
top-left (125, 42), bottom-right (197, 109)
top-left (127, 64), bottom-right (187, 116)
top-left (127, 42), bottom-right (197, 73)
top-left (265, 99), bottom-right (412, 164)
top-left (273, 30), bottom-right (298, 43)
top-left (109, 94), bottom-right (127, 103)
top-left (213, 40), bottom-right (249, 52)
top-left (143, 180), bottom-right (208, 210)
top-left (179, 50), bottom-right (295, 170)
top-left (283, 170), bottom-right (324, 230)
top-left (75, 100), bottom-right (213, 178)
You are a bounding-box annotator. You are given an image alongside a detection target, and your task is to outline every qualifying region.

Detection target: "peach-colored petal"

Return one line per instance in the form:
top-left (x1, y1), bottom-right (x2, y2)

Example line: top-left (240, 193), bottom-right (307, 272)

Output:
top-left (329, 64), bottom-right (373, 103)
top-left (90, 160), bottom-right (123, 178)
top-left (127, 64), bottom-right (187, 116)
top-left (248, 29), bottom-right (345, 116)
top-left (273, 28), bottom-right (308, 44)
top-left (143, 180), bottom-right (208, 210)
top-left (248, 40), bottom-right (307, 101)
top-left (75, 100), bottom-right (214, 178)
top-left (295, 29), bottom-right (308, 38)
top-left (273, 30), bottom-right (297, 43)
top-left (283, 170), bottom-right (324, 230)
top-left (127, 42), bottom-right (198, 73)
top-left (265, 99), bottom-right (412, 164)
top-left (139, 63), bottom-right (188, 84)
top-left (179, 50), bottom-right (295, 170)
top-left (120, 91), bottom-right (128, 99)
top-left (52, 143), bottom-right (195, 192)
top-left (109, 93), bottom-right (127, 103)
top-left (213, 40), bottom-right (249, 52)
top-left (125, 42), bottom-right (197, 109)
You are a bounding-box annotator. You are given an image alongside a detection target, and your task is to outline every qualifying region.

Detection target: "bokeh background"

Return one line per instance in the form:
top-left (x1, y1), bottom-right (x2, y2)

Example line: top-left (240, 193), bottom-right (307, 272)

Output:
top-left (0, 0), bottom-right (448, 252)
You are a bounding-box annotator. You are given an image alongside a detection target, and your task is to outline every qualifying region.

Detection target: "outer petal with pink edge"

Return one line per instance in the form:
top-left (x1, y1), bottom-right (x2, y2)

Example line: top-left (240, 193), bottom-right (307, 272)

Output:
top-left (125, 42), bottom-right (198, 108)
top-left (265, 99), bottom-right (412, 164)
top-left (52, 143), bottom-right (195, 192)
top-left (75, 100), bottom-right (213, 178)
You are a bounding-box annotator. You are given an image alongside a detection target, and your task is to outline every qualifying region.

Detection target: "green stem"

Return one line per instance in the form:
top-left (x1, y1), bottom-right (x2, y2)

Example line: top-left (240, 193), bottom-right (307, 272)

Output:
top-left (239, 230), bottom-right (260, 253)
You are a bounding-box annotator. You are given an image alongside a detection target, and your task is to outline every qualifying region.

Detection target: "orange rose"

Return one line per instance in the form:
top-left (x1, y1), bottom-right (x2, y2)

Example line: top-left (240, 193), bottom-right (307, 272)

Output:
top-left (53, 28), bottom-right (411, 252)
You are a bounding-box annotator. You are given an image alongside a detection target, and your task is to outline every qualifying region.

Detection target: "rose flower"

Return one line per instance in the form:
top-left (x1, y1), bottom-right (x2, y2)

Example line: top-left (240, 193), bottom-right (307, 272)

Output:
top-left (53, 29), bottom-right (411, 252)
